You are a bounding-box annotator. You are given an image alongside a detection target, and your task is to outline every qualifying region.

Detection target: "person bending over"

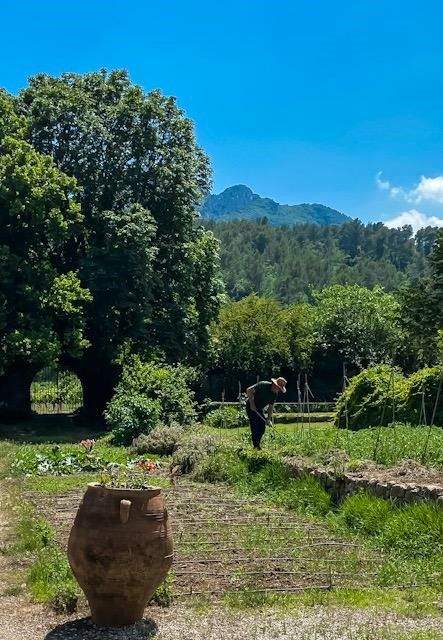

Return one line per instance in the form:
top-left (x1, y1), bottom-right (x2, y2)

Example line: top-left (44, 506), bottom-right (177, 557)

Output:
top-left (246, 377), bottom-right (287, 449)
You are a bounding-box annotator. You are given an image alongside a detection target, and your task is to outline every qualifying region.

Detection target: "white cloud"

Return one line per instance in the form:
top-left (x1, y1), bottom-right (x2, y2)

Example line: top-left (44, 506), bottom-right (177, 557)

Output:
top-left (375, 171), bottom-right (391, 191)
top-left (376, 172), bottom-right (443, 203)
top-left (413, 175), bottom-right (443, 203)
top-left (384, 209), bottom-right (443, 233)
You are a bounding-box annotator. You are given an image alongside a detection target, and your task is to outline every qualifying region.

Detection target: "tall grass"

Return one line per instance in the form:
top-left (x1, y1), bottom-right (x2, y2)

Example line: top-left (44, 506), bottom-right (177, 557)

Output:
top-left (264, 423), bottom-right (443, 468)
top-left (338, 492), bottom-right (443, 560)
top-left (194, 449), bottom-right (332, 516)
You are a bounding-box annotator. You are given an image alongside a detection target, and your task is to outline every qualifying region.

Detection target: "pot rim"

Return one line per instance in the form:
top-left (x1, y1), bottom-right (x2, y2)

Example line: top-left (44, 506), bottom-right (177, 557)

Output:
top-left (87, 482), bottom-right (162, 497)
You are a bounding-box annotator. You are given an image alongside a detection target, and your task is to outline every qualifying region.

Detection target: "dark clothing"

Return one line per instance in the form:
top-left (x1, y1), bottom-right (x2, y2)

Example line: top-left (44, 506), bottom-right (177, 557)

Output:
top-left (246, 403), bottom-right (267, 449)
top-left (246, 381), bottom-right (276, 448)
top-left (249, 381), bottom-right (276, 411)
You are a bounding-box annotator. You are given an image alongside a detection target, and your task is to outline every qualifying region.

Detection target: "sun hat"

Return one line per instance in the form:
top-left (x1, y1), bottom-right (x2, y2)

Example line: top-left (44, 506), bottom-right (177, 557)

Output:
top-left (271, 377), bottom-right (287, 393)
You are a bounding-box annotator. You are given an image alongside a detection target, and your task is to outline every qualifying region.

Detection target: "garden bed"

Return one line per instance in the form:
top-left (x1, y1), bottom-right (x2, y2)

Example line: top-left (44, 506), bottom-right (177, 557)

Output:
top-left (29, 478), bottom-right (384, 599)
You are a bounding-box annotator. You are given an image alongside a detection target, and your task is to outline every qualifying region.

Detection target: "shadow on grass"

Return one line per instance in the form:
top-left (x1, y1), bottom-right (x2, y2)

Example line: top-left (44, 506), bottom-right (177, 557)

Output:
top-left (0, 414), bottom-right (106, 444)
top-left (45, 617), bottom-right (158, 639)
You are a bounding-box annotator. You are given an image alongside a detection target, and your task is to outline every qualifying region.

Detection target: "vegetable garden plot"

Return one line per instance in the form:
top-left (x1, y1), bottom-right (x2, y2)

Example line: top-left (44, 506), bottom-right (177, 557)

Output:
top-left (31, 479), bottom-right (385, 600)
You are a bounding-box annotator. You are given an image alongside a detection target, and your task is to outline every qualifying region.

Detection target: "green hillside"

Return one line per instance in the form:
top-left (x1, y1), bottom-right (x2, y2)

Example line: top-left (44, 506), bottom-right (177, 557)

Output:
top-left (200, 184), bottom-right (351, 225)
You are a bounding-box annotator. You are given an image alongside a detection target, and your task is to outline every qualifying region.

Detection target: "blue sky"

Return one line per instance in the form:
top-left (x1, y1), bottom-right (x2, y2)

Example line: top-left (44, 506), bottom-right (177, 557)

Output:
top-left (2, 1), bottom-right (443, 228)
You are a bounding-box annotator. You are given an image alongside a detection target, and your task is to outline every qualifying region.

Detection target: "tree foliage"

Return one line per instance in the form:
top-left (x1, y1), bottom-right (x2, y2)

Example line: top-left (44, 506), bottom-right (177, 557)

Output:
top-left (313, 285), bottom-right (404, 370)
top-left (203, 218), bottom-right (436, 302)
top-left (17, 70), bottom-right (222, 412)
top-left (212, 295), bottom-right (290, 379)
top-left (0, 92), bottom-right (89, 379)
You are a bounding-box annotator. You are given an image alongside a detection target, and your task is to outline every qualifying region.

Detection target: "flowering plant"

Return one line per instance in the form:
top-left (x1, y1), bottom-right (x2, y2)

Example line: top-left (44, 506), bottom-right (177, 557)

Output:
top-left (80, 439), bottom-right (95, 452)
top-left (136, 459), bottom-right (158, 473)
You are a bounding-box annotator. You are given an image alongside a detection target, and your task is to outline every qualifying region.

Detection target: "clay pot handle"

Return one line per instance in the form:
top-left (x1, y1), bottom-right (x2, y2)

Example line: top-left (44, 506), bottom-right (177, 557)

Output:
top-left (120, 499), bottom-right (131, 524)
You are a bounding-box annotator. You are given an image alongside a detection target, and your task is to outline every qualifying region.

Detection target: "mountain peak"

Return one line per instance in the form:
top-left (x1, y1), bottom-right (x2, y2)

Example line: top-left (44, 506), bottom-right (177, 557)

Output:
top-left (200, 185), bottom-right (351, 226)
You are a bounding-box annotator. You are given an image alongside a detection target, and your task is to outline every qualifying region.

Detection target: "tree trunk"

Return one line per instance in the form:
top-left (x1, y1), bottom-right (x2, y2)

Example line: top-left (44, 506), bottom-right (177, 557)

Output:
top-left (61, 353), bottom-right (120, 420)
top-left (0, 364), bottom-right (37, 419)
top-left (80, 368), bottom-right (119, 419)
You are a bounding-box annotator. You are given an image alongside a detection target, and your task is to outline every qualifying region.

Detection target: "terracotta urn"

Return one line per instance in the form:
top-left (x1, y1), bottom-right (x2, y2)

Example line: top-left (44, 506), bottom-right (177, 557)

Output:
top-left (67, 483), bottom-right (173, 627)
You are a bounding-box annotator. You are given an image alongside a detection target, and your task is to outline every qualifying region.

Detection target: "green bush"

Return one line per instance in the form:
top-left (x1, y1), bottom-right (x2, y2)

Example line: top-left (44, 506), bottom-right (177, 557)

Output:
top-left (106, 395), bottom-right (161, 446)
top-left (399, 367), bottom-right (443, 426)
top-left (339, 492), bottom-right (393, 536)
top-left (205, 405), bottom-right (248, 429)
top-left (335, 365), bottom-right (407, 430)
top-left (132, 424), bottom-right (184, 456)
top-left (106, 356), bottom-right (196, 444)
top-left (336, 365), bottom-right (443, 430)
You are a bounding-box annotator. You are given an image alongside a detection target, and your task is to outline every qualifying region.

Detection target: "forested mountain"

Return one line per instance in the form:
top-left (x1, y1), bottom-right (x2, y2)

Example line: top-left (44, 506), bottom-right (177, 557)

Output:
top-left (200, 185), bottom-right (351, 226)
top-left (204, 218), bottom-right (438, 302)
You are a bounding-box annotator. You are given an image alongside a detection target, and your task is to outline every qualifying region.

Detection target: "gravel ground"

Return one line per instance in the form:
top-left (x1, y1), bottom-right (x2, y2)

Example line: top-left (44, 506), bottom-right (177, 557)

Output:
top-left (0, 603), bottom-right (442, 640)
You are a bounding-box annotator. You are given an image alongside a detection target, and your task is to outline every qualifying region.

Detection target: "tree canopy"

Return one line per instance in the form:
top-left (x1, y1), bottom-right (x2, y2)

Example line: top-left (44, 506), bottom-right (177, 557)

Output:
top-left (203, 218), bottom-right (436, 302)
top-left (16, 70), bottom-right (222, 414)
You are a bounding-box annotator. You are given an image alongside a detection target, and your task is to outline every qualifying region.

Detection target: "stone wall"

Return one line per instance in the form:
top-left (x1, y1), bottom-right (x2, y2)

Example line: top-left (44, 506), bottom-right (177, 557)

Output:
top-left (284, 458), bottom-right (443, 506)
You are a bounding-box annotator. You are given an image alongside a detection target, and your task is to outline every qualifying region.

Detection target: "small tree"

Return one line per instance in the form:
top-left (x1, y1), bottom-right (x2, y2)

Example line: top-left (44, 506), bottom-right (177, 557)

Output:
top-left (212, 295), bottom-right (290, 383)
top-left (310, 284), bottom-right (405, 398)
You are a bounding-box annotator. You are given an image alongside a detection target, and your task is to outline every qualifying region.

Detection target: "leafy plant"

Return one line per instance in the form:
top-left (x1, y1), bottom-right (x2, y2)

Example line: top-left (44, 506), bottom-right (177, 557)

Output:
top-left (335, 365), bottom-right (407, 430)
top-left (106, 395), bottom-right (162, 446)
top-left (172, 433), bottom-right (217, 474)
top-left (399, 367), bottom-right (443, 426)
top-left (106, 356), bottom-right (196, 444)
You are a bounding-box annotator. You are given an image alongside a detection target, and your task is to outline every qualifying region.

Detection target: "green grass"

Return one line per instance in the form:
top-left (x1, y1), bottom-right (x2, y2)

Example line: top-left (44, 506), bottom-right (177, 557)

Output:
top-left (220, 585), bottom-right (442, 616)
top-left (379, 502), bottom-right (443, 558)
top-left (4, 491), bottom-right (80, 611)
top-left (337, 493), bottom-right (443, 559)
top-left (195, 448), bottom-right (332, 517)
top-left (23, 472), bottom-right (100, 493)
top-left (339, 492), bottom-right (393, 536)
top-left (205, 421), bottom-right (443, 469)
top-left (27, 546), bottom-right (79, 611)
top-left (7, 500), bottom-right (54, 554)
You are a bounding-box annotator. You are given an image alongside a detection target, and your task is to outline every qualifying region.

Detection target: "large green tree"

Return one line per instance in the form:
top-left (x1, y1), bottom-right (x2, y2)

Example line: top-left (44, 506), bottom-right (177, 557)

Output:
top-left (311, 284), bottom-right (405, 397)
top-left (19, 71), bottom-right (221, 415)
top-left (0, 91), bottom-right (90, 416)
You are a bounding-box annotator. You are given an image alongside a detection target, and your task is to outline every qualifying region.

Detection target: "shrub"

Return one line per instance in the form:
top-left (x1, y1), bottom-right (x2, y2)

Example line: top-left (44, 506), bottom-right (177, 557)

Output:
top-left (335, 365), bottom-right (407, 430)
top-left (399, 367), bottom-right (443, 426)
top-left (339, 492), bottom-right (393, 536)
top-left (193, 449), bottom-right (244, 483)
top-left (205, 405), bottom-right (247, 429)
top-left (132, 424), bottom-right (184, 456)
top-left (106, 395), bottom-right (162, 445)
top-left (380, 502), bottom-right (443, 558)
top-left (172, 433), bottom-right (217, 474)
top-left (106, 356), bottom-right (196, 444)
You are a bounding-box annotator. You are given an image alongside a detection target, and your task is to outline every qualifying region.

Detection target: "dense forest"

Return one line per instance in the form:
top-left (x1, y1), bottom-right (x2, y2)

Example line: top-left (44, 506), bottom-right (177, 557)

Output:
top-left (203, 218), bottom-right (438, 302)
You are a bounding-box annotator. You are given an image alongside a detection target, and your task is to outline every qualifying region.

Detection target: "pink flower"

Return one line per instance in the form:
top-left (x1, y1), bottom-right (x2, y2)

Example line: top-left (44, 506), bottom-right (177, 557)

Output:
top-left (80, 439), bottom-right (95, 452)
